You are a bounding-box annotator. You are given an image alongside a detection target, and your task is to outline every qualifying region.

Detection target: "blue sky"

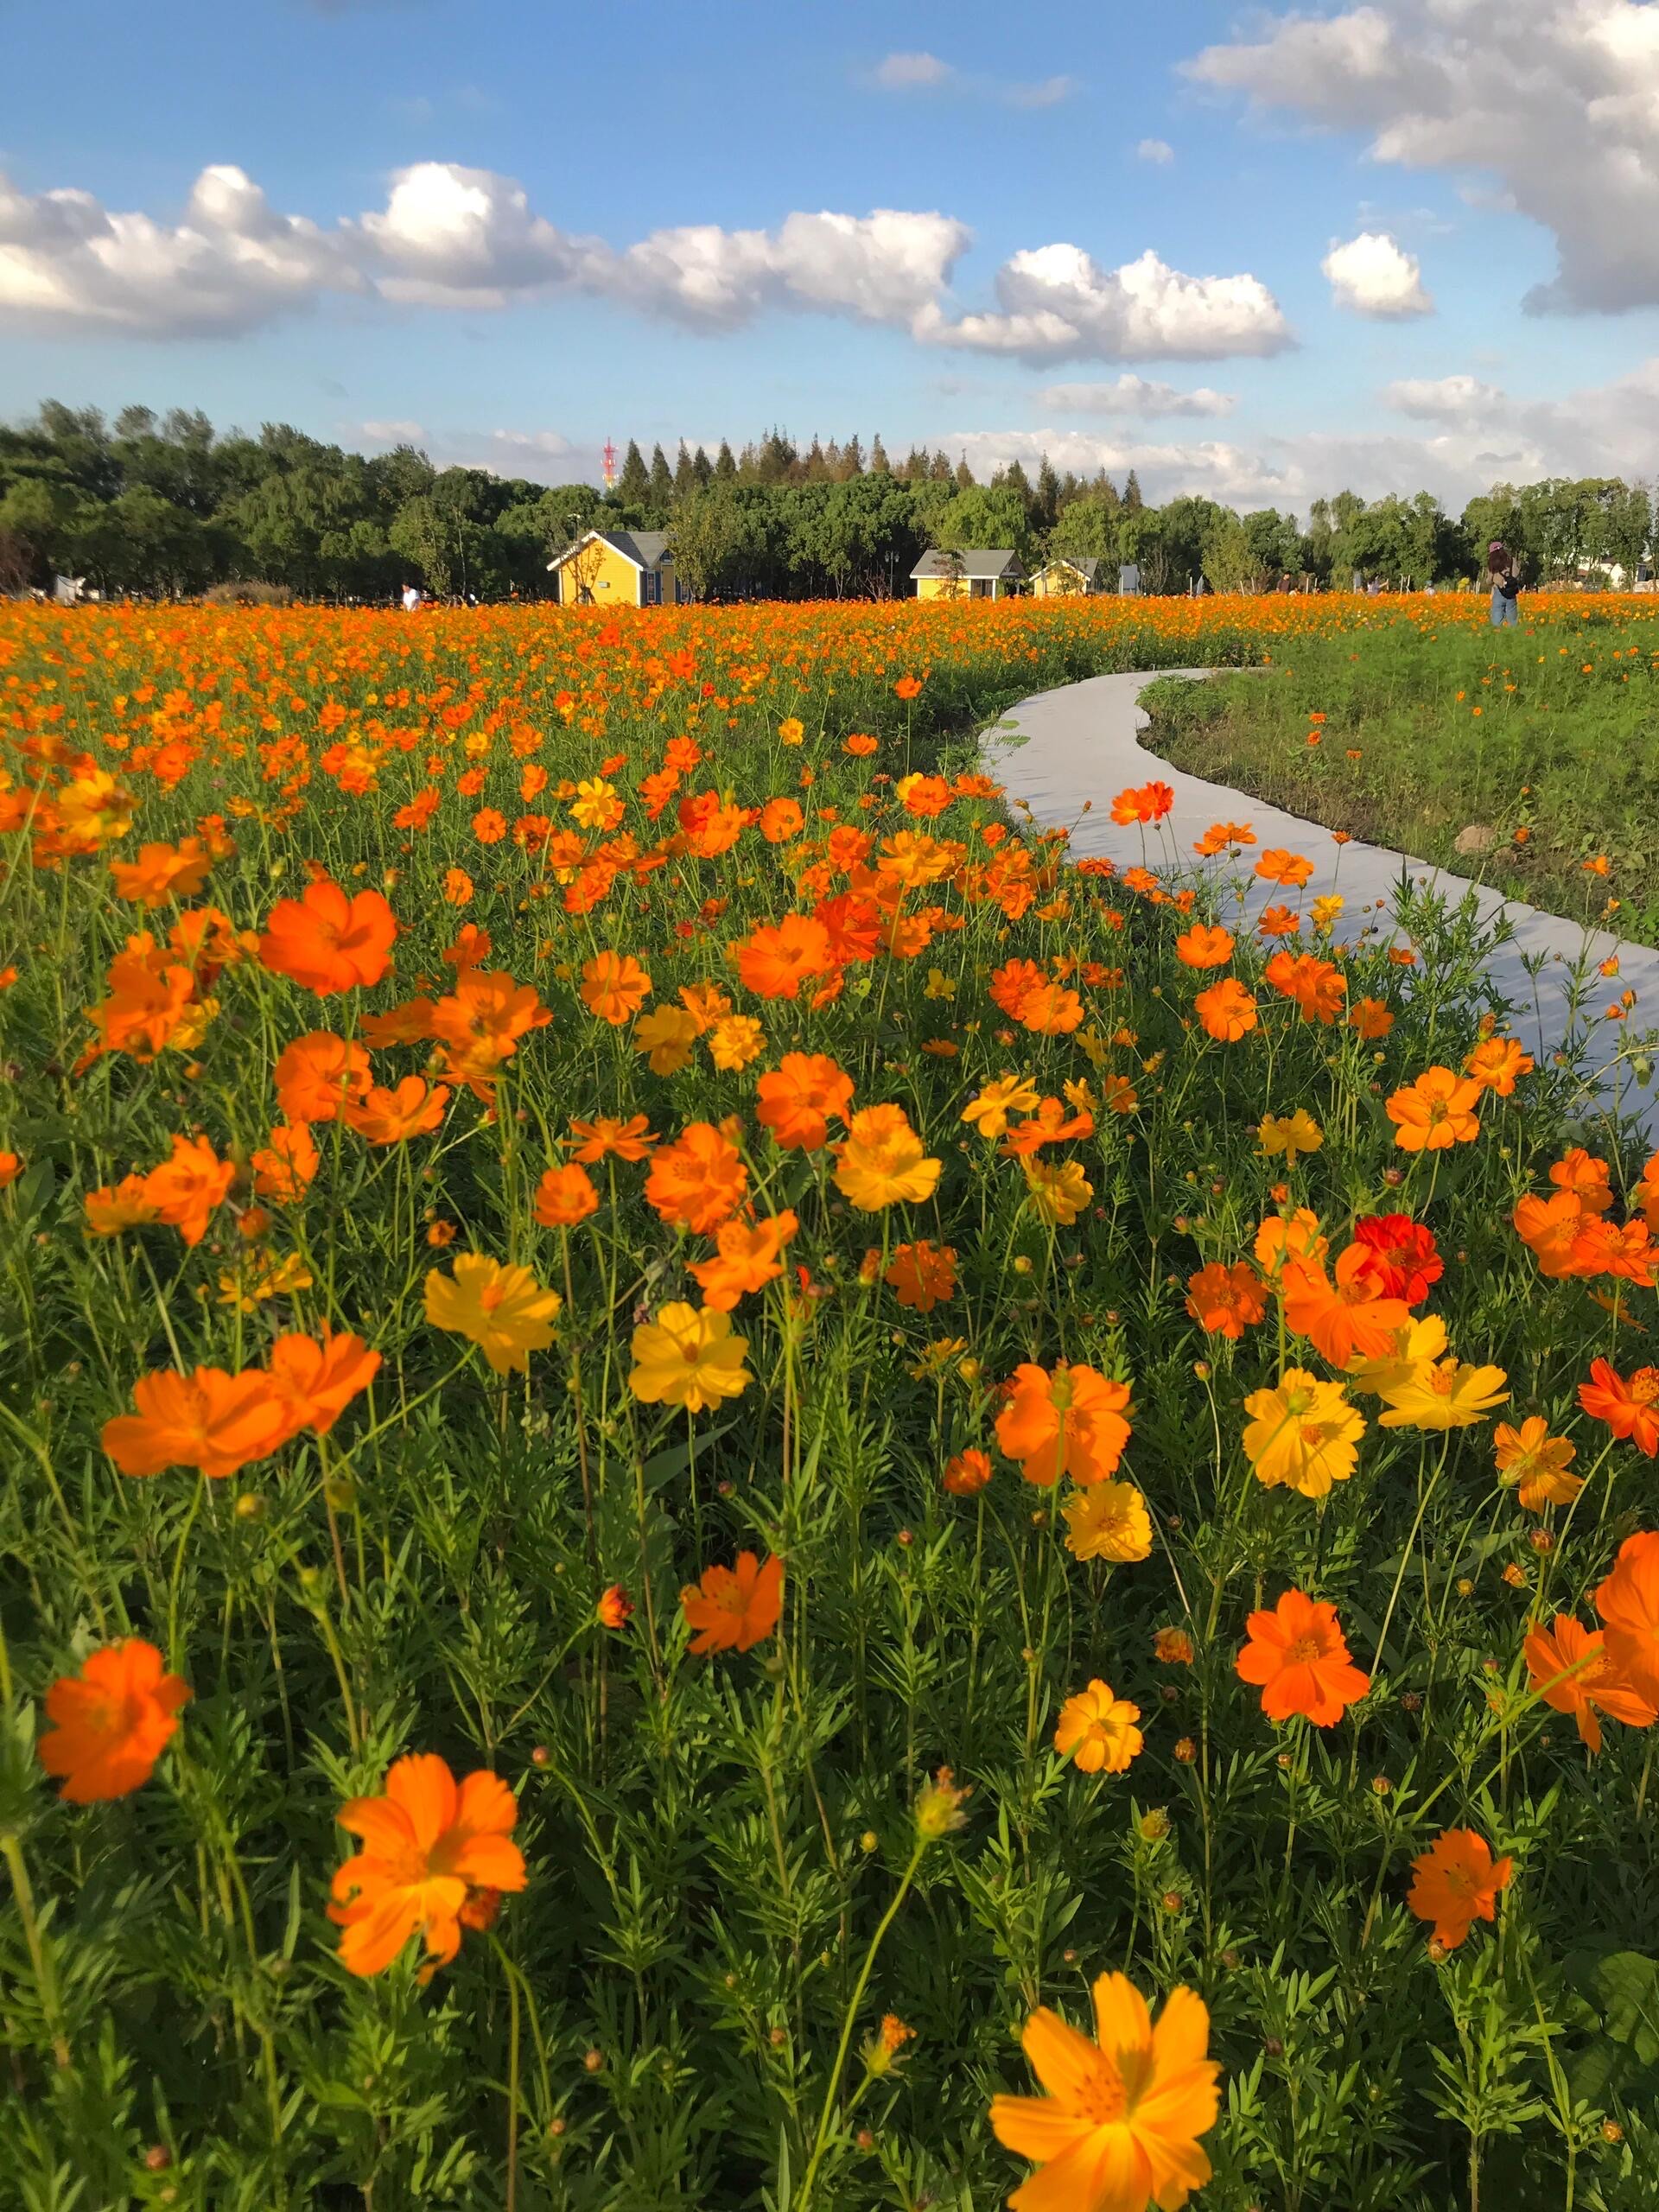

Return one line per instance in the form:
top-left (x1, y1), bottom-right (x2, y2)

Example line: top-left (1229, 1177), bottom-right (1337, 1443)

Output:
top-left (5, 0), bottom-right (1658, 510)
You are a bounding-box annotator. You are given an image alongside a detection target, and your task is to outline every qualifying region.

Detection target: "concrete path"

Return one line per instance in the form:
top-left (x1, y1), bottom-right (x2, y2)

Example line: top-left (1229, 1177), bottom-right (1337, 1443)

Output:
top-left (983, 669), bottom-right (1659, 1144)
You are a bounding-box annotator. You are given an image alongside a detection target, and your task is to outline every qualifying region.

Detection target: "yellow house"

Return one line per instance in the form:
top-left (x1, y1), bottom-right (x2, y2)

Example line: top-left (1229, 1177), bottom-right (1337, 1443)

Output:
top-left (1032, 556), bottom-right (1105, 597)
top-left (547, 529), bottom-right (681, 607)
top-left (911, 548), bottom-right (1023, 601)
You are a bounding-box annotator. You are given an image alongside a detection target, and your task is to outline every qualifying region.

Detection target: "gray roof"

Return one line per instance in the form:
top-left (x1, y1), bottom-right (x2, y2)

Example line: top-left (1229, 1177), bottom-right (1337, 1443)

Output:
top-left (910, 547), bottom-right (1023, 581)
top-left (1042, 555), bottom-right (1100, 580)
top-left (548, 529), bottom-right (672, 572)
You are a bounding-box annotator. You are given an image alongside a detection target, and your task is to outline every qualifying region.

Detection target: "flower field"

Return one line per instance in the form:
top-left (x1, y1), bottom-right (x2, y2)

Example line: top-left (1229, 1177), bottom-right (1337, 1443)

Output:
top-left (3, 592), bottom-right (1659, 2212)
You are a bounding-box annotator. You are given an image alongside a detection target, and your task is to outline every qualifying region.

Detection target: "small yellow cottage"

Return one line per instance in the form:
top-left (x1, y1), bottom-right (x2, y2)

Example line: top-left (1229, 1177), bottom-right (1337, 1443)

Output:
top-left (547, 530), bottom-right (680, 607)
top-left (911, 548), bottom-right (1023, 601)
top-left (1031, 556), bottom-right (1105, 597)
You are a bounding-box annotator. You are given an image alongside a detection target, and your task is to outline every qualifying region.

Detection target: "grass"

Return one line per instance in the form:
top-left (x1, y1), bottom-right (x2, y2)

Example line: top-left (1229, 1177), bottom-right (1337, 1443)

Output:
top-left (1141, 601), bottom-right (1659, 947)
top-left (2, 594), bottom-right (1658, 2212)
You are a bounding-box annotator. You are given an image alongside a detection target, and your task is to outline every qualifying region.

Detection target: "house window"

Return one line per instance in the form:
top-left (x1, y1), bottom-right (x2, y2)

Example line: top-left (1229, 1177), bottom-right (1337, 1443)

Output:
top-left (969, 576), bottom-right (994, 599)
top-left (643, 569), bottom-right (663, 606)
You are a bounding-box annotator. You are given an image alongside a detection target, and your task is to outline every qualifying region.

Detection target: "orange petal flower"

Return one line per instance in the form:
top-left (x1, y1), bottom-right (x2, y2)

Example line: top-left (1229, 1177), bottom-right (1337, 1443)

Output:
top-left (258, 877), bottom-right (397, 995)
top-left (329, 1753), bottom-right (525, 1979)
top-left (680, 1550), bottom-right (784, 1654)
top-left (38, 1638), bottom-right (191, 1803)
top-left (1406, 1828), bottom-right (1512, 1949)
top-left (1235, 1589), bottom-right (1370, 1726)
top-left (102, 1366), bottom-right (289, 1479)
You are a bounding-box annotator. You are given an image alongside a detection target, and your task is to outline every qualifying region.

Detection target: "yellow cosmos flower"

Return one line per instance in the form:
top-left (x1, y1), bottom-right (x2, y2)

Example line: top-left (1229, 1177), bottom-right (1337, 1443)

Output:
top-left (990, 1974), bottom-right (1221, 2210)
top-left (1493, 1416), bottom-right (1581, 1508)
top-left (629, 1303), bottom-right (752, 1414)
top-left (833, 1105), bottom-right (941, 1211)
top-left (1243, 1368), bottom-right (1365, 1497)
top-left (1024, 1158), bottom-right (1094, 1226)
top-left (633, 1005), bottom-right (700, 1075)
top-left (424, 1255), bottom-right (562, 1375)
top-left (1054, 1680), bottom-right (1144, 1773)
top-left (1344, 1313), bottom-right (1450, 1397)
top-left (960, 1073), bottom-right (1040, 1139)
top-left (707, 1014), bottom-right (766, 1071)
top-left (1258, 1109), bottom-right (1324, 1162)
top-left (923, 967), bottom-right (957, 1001)
top-left (1062, 1480), bottom-right (1152, 1563)
top-left (1378, 1357), bottom-right (1510, 1430)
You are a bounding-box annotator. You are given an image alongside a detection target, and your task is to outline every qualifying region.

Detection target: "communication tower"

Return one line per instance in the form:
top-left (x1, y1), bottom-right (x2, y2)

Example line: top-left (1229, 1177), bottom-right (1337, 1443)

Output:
top-left (602, 438), bottom-right (617, 493)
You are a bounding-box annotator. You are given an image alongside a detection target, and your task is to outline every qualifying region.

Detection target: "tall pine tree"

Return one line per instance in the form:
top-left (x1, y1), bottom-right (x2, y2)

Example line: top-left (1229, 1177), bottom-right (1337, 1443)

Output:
top-left (615, 440), bottom-right (651, 508)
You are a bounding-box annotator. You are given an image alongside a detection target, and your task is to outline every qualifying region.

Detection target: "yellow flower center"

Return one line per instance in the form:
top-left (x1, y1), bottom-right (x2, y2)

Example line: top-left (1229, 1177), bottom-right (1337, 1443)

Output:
top-left (1070, 2050), bottom-right (1129, 2126)
top-left (1284, 1634), bottom-right (1321, 1664)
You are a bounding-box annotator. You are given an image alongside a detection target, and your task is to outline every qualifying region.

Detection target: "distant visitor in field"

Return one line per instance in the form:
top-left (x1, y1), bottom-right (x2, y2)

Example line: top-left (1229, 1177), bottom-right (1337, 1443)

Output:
top-left (1487, 540), bottom-right (1521, 626)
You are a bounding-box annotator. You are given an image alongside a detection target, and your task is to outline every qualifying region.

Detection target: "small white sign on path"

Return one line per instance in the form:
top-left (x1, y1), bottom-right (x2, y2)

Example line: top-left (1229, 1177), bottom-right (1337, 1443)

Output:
top-left (984, 668), bottom-right (1659, 1145)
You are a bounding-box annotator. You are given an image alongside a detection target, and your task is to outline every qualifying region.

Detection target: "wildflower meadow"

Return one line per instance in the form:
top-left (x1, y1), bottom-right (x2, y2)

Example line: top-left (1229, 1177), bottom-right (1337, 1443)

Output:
top-left (3, 590), bottom-right (1659, 2212)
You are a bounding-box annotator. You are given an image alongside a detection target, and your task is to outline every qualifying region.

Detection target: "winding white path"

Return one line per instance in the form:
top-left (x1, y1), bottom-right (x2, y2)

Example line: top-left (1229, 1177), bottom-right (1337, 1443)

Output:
top-left (984, 668), bottom-right (1659, 1143)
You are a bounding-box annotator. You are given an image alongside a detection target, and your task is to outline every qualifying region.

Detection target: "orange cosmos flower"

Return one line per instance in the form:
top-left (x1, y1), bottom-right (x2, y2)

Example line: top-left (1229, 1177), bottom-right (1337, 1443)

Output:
top-left (102, 1366), bottom-right (289, 1479)
top-left (1465, 1036), bottom-right (1534, 1096)
top-left (568, 1112), bottom-right (656, 1163)
top-left (329, 1753), bottom-right (525, 1979)
top-left (885, 1238), bottom-right (957, 1312)
top-left (1407, 1829), bottom-right (1512, 1949)
top-left (833, 1103), bottom-right (941, 1211)
top-left (258, 877), bottom-right (397, 995)
top-left (597, 1584), bottom-right (632, 1630)
top-left (1235, 1590), bottom-right (1370, 1726)
top-left (1255, 847), bottom-right (1314, 887)
top-left (1523, 1616), bottom-right (1656, 1753)
top-left (1185, 1260), bottom-right (1268, 1340)
top-left (1349, 996), bottom-right (1394, 1040)
top-left (681, 1550), bottom-right (784, 1654)
top-left (143, 1133), bottom-right (235, 1248)
top-left (990, 1974), bottom-right (1220, 2212)
top-left (756, 1052), bottom-right (855, 1150)
top-left (645, 1121), bottom-right (749, 1233)
top-left (995, 1362), bottom-right (1132, 1488)
top-left (38, 1639), bottom-right (191, 1804)
top-left (108, 837), bottom-right (215, 909)
top-left (579, 950), bottom-right (652, 1025)
top-left (343, 1077), bottom-right (449, 1145)
top-left (759, 797), bottom-right (805, 842)
top-left (1174, 923), bottom-right (1235, 969)
top-left (429, 970), bottom-right (550, 1075)
top-left (1385, 1066), bottom-right (1482, 1151)
top-left (942, 1448), bottom-right (993, 1496)
top-left (1281, 1246), bottom-right (1412, 1366)
top-left (1194, 977), bottom-right (1258, 1042)
top-left (274, 1032), bottom-right (372, 1124)
top-left (1264, 950), bottom-right (1346, 1024)
top-left (534, 1162), bottom-right (601, 1228)
top-left (1596, 1532), bottom-right (1659, 1706)
top-left (0, 1151), bottom-right (20, 1190)
top-left (1550, 1147), bottom-right (1615, 1213)
top-left (1492, 1416), bottom-right (1580, 1508)
top-left (688, 1211), bottom-right (798, 1311)
top-left (1109, 780), bottom-right (1175, 824)
top-left (1579, 1359), bottom-right (1659, 1456)
top-left (893, 675), bottom-right (923, 701)
top-left (251, 1121), bottom-right (319, 1203)
top-left (735, 914), bottom-right (834, 1001)
top-left (85, 1173), bottom-right (161, 1236)
top-left (266, 1331), bottom-right (381, 1442)
top-left (1155, 1627), bottom-right (1196, 1665)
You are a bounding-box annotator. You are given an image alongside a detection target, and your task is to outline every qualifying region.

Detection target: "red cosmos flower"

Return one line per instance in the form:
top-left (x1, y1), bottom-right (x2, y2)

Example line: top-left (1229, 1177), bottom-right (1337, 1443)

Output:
top-left (1351, 1213), bottom-right (1443, 1305)
top-left (1580, 1359), bottom-right (1659, 1457)
top-left (258, 878), bottom-right (397, 995)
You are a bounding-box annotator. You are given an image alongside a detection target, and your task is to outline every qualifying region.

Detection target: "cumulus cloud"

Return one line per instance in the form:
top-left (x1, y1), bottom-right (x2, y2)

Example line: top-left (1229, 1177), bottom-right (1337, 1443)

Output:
top-left (1039, 373), bottom-right (1236, 416)
top-left (1187, 0), bottom-right (1659, 315)
top-left (1136, 139), bottom-right (1175, 165)
top-left (868, 50), bottom-right (1078, 105)
top-left (489, 428), bottom-right (573, 460)
top-left (917, 245), bottom-right (1293, 363)
top-left (1322, 231), bottom-right (1433, 317)
top-left (0, 158), bottom-right (1281, 365)
top-left (0, 163), bottom-right (359, 334)
top-left (1382, 373), bottom-right (1507, 420)
top-left (355, 417), bottom-right (427, 443)
top-left (955, 351), bottom-right (1659, 510)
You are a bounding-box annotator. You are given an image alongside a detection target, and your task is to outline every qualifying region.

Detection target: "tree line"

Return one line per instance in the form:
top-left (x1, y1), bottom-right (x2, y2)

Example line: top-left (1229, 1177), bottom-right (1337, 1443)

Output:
top-left (1, 403), bottom-right (1651, 603)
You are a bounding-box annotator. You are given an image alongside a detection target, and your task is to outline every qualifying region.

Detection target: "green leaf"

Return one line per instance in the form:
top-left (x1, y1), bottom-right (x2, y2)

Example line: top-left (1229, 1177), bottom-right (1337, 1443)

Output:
top-left (1595, 1952), bottom-right (1659, 2063)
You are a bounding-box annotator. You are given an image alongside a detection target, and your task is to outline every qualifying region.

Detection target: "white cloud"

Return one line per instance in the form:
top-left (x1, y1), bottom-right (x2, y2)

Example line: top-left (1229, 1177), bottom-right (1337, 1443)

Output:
top-left (1136, 138), bottom-right (1175, 165)
top-left (355, 417), bottom-right (427, 442)
top-left (0, 163), bottom-right (359, 334)
top-left (1188, 0), bottom-right (1659, 315)
top-left (917, 245), bottom-right (1293, 362)
top-left (489, 427), bottom-right (573, 459)
top-left (1382, 374), bottom-right (1506, 420)
top-left (873, 50), bottom-right (954, 90)
top-left (1322, 231), bottom-right (1433, 317)
top-left (1007, 75), bottom-right (1081, 108)
top-left (0, 158), bottom-right (1282, 365)
top-left (1040, 373), bottom-right (1236, 416)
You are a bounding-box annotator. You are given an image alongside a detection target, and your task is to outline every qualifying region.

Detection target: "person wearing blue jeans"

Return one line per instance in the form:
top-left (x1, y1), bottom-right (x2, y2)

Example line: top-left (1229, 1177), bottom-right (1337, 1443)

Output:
top-left (1487, 540), bottom-right (1520, 626)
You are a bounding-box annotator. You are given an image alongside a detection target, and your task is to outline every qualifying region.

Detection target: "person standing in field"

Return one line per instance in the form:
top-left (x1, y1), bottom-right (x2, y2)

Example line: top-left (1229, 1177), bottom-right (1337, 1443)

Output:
top-left (1487, 541), bottom-right (1521, 626)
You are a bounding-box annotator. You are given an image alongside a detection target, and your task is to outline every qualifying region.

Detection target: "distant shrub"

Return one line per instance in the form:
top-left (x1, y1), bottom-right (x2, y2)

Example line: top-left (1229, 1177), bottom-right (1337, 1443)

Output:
top-left (200, 580), bottom-right (294, 607)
